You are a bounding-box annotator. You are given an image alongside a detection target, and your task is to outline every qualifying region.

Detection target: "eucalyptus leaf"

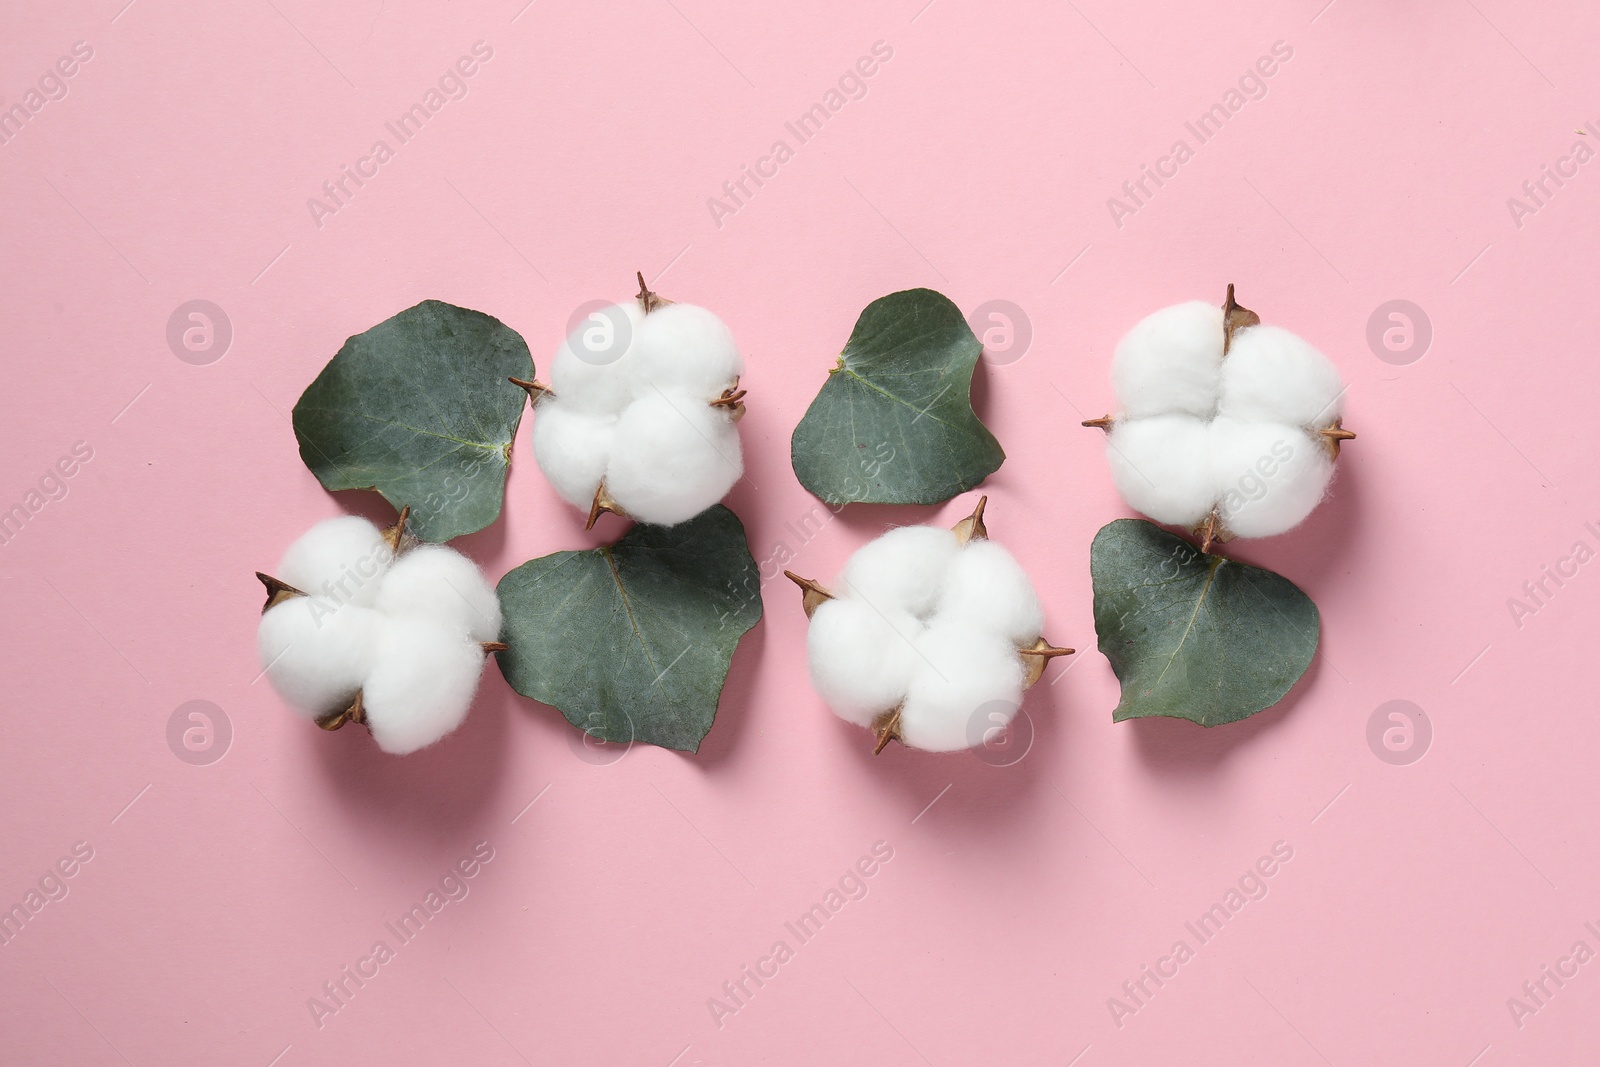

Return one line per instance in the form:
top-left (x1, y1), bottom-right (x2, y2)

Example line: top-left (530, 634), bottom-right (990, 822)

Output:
top-left (293, 300), bottom-right (533, 542)
top-left (495, 505), bottom-right (762, 753)
top-left (1091, 519), bottom-right (1318, 726)
top-left (791, 288), bottom-right (1004, 505)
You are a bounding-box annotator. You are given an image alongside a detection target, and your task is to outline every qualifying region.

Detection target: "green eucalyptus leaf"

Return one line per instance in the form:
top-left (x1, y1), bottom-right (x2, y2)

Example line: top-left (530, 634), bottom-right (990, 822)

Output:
top-left (293, 300), bottom-right (533, 542)
top-left (1091, 518), bottom-right (1318, 726)
top-left (495, 505), bottom-right (762, 753)
top-left (790, 288), bottom-right (1004, 506)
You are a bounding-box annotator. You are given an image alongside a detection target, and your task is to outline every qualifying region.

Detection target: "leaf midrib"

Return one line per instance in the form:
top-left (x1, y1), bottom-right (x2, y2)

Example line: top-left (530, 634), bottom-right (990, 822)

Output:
top-left (1148, 555), bottom-right (1224, 694)
top-left (836, 366), bottom-right (961, 432)
top-left (601, 546), bottom-right (660, 675)
top-left (301, 406), bottom-right (505, 450)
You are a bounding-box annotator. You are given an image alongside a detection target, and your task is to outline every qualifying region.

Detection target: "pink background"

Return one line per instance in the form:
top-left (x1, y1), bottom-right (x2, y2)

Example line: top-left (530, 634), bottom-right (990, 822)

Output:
top-left (3, 0), bottom-right (1598, 1063)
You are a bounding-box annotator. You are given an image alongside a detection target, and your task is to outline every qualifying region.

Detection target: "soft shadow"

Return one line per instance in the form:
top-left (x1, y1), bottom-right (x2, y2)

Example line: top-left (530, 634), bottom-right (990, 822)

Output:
top-left (1125, 653), bottom-right (1322, 775)
top-left (309, 668), bottom-right (513, 842)
top-left (690, 613), bottom-right (767, 769)
top-left (833, 501), bottom-right (943, 538)
top-left (1212, 458), bottom-right (1365, 591)
top-left (835, 659), bottom-right (1076, 845)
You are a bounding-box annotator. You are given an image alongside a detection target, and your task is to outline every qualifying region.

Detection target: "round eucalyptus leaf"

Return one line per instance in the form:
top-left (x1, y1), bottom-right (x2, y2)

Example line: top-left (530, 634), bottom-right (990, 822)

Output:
top-left (1091, 519), bottom-right (1319, 726)
top-left (495, 505), bottom-right (762, 753)
top-left (791, 288), bottom-right (1004, 506)
top-left (293, 300), bottom-right (533, 542)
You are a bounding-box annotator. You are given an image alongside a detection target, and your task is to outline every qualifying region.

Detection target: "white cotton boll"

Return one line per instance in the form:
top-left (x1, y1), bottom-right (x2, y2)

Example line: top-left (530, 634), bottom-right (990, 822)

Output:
top-left (806, 599), bottom-right (923, 727)
top-left (549, 301), bottom-right (644, 414)
top-left (1111, 301), bottom-right (1225, 418)
top-left (838, 525), bottom-right (961, 618)
top-left (275, 516), bottom-right (393, 606)
top-left (257, 598), bottom-right (383, 717)
top-left (1106, 415), bottom-right (1216, 527)
top-left (933, 541), bottom-right (1044, 646)
top-left (375, 544), bottom-right (503, 643)
top-left (630, 304), bottom-right (743, 401)
top-left (361, 618), bottom-right (486, 755)
top-left (1209, 418), bottom-right (1334, 538)
top-left (899, 624), bottom-right (1025, 752)
top-left (1220, 325), bottom-right (1344, 427)
top-left (531, 401), bottom-right (616, 510)
top-left (604, 389), bottom-right (742, 525)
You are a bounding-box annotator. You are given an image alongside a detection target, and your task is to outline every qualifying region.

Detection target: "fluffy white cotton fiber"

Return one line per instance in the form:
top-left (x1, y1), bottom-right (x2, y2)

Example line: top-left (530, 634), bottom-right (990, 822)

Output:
top-left (362, 617), bottom-right (487, 756)
top-left (258, 597), bottom-right (382, 718)
top-left (1105, 415), bottom-right (1215, 528)
top-left (1112, 301), bottom-right (1224, 419)
top-left (630, 304), bottom-right (743, 400)
top-left (806, 599), bottom-right (925, 727)
top-left (531, 296), bottom-right (744, 526)
top-left (839, 525), bottom-right (959, 618)
top-left (549, 301), bottom-right (643, 414)
top-left (804, 519), bottom-right (1047, 753)
top-left (274, 515), bottom-right (393, 606)
top-left (900, 625), bottom-right (1024, 752)
top-left (1219, 325), bottom-right (1344, 427)
top-left (375, 544), bottom-right (503, 644)
top-left (933, 540), bottom-right (1045, 646)
top-left (1102, 301), bottom-right (1347, 539)
top-left (604, 389), bottom-right (743, 526)
top-left (258, 517), bottom-right (501, 754)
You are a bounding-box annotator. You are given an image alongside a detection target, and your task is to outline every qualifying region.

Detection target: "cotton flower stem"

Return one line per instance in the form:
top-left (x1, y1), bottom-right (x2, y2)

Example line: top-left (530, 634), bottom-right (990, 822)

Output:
top-left (784, 571), bottom-right (834, 618)
top-left (636, 271), bottom-right (673, 314)
top-left (872, 707), bottom-right (902, 755)
top-left (316, 690), bottom-right (366, 732)
top-left (256, 572), bottom-right (306, 613)
top-left (586, 482), bottom-right (626, 530)
top-left (1198, 509), bottom-right (1221, 553)
top-left (509, 377), bottom-right (554, 404)
top-left (382, 506), bottom-right (412, 555)
top-left (1221, 283), bottom-right (1259, 356)
top-left (1082, 415), bottom-right (1114, 431)
top-left (952, 494), bottom-right (989, 544)
top-left (481, 642), bottom-right (509, 653)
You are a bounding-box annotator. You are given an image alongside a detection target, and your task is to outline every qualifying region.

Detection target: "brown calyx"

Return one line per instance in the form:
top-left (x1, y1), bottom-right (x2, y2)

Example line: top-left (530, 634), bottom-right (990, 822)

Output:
top-left (636, 271), bottom-right (674, 314)
top-left (790, 494), bottom-right (1072, 754)
top-left (1221, 282), bottom-right (1260, 355)
top-left (509, 377), bottom-right (554, 405)
top-left (586, 482), bottom-right (627, 530)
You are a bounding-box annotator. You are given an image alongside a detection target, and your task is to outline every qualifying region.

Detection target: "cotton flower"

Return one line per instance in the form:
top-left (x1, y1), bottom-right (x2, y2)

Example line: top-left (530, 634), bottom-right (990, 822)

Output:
top-left (256, 511), bottom-right (503, 755)
top-left (523, 275), bottom-right (745, 528)
top-left (1088, 286), bottom-right (1355, 546)
top-left (787, 497), bottom-right (1070, 754)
